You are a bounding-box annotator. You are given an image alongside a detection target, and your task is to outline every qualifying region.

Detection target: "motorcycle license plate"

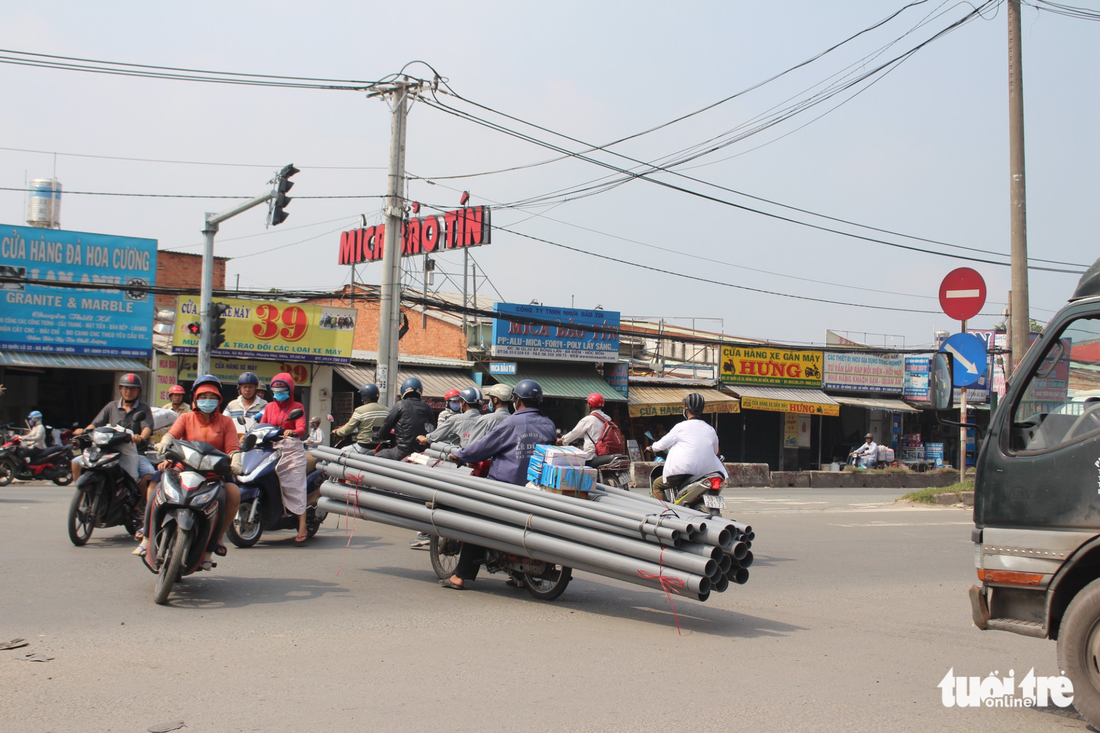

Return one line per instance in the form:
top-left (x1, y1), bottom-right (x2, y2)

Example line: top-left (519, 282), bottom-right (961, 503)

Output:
top-left (703, 494), bottom-right (726, 510)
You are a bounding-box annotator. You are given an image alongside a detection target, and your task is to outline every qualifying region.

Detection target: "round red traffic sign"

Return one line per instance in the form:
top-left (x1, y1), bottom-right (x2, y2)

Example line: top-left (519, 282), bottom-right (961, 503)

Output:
top-left (939, 267), bottom-right (987, 321)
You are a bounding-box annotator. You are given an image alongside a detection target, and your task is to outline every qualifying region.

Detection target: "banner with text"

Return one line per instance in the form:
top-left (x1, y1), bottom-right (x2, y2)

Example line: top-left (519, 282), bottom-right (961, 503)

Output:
top-left (338, 206), bottom-right (491, 265)
top-left (171, 296), bottom-right (355, 364)
top-left (721, 346), bottom-right (823, 388)
top-left (739, 395), bottom-right (840, 416)
top-left (153, 354), bottom-right (312, 404)
top-left (490, 302), bottom-right (620, 362)
top-left (1, 224), bottom-right (156, 357)
top-left (823, 352), bottom-right (904, 394)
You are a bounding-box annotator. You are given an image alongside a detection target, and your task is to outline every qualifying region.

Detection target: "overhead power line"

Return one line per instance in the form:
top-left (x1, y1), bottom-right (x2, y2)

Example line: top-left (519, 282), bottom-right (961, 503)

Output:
top-left (0, 145), bottom-right (387, 171)
top-left (0, 185), bottom-right (386, 200)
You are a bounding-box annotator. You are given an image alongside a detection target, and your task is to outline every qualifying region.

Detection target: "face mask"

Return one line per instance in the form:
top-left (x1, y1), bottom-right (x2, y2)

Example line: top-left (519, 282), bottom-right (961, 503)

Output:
top-left (683, 409), bottom-right (690, 419)
top-left (273, 391), bottom-right (290, 402)
top-left (196, 398), bottom-right (220, 414)
top-left (448, 400), bottom-right (461, 412)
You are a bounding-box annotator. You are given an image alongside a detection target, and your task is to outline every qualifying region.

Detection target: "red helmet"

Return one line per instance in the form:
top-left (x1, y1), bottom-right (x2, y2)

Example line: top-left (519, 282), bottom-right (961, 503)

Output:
top-left (168, 385), bottom-right (186, 396)
top-left (118, 373), bottom-right (143, 390)
top-left (444, 389), bottom-right (461, 400)
top-left (586, 393), bottom-right (605, 409)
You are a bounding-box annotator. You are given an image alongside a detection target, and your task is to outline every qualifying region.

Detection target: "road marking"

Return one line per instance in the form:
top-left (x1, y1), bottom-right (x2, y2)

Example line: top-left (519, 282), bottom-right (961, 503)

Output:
top-left (829, 521), bottom-right (973, 527)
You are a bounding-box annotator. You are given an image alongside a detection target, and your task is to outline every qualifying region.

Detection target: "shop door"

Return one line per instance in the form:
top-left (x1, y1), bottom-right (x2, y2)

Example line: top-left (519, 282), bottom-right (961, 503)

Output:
top-left (743, 410), bottom-right (781, 470)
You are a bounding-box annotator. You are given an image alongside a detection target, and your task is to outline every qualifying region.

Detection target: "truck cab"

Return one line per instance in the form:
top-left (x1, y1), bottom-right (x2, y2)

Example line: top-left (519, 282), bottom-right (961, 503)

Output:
top-left (934, 259), bottom-right (1100, 725)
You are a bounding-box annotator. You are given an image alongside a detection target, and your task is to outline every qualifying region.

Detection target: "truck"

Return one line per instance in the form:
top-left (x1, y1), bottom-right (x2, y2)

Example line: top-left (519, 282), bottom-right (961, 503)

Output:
top-left (933, 260), bottom-right (1100, 725)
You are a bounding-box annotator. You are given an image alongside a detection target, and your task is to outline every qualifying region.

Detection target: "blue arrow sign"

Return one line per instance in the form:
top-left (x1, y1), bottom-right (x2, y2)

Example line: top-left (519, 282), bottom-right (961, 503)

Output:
top-left (940, 332), bottom-right (989, 388)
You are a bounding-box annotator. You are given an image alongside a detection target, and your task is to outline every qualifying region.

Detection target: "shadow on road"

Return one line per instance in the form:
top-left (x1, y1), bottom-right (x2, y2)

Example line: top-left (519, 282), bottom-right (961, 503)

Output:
top-left (745, 554), bottom-right (795, 568)
top-left (159, 575), bottom-right (349, 609)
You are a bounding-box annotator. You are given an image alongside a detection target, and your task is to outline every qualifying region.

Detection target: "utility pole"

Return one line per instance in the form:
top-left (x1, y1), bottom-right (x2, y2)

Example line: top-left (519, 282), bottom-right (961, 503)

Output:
top-left (373, 80), bottom-right (414, 407)
top-left (1008, 0), bottom-right (1030, 370)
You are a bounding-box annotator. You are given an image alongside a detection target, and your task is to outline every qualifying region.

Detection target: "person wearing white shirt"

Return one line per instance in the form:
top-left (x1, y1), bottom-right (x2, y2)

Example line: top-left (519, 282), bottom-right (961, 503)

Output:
top-left (558, 393), bottom-right (616, 466)
top-left (850, 433), bottom-right (879, 469)
top-left (647, 393), bottom-right (727, 499)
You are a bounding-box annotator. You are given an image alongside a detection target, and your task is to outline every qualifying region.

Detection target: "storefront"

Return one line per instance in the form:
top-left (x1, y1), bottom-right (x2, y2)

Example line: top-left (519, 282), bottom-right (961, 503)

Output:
top-left (821, 351), bottom-right (915, 463)
top-left (488, 362), bottom-right (627, 432)
top-left (624, 378), bottom-right (740, 459)
top-left (332, 361), bottom-right (483, 425)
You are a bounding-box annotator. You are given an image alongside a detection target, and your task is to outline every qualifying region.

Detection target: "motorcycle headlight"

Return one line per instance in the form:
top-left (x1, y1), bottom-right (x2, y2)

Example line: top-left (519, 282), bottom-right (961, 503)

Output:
top-left (161, 473), bottom-right (182, 503)
top-left (92, 430), bottom-right (113, 446)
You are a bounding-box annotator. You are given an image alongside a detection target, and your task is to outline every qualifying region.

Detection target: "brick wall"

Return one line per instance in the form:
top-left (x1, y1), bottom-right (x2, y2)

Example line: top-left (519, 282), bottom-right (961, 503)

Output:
top-left (155, 251), bottom-right (227, 312)
top-left (303, 290), bottom-right (466, 360)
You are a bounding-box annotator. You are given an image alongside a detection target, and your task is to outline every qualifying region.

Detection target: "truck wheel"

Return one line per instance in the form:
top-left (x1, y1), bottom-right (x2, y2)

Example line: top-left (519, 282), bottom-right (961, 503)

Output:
top-left (1057, 578), bottom-right (1100, 727)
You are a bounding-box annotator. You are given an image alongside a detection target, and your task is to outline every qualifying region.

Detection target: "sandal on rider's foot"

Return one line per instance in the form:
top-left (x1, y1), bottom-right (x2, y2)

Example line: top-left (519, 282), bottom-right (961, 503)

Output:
top-left (214, 543), bottom-right (228, 557)
top-left (134, 530), bottom-right (144, 541)
top-left (439, 579), bottom-right (465, 590)
top-left (294, 533), bottom-right (308, 545)
top-left (200, 559), bottom-right (216, 571)
top-left (132, 545), bottom-right (147, 557)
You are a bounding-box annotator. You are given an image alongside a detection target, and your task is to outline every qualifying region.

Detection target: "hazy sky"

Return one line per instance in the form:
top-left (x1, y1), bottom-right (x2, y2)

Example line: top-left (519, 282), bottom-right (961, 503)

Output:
top-left (1, 1), bottom-right (1096, 349)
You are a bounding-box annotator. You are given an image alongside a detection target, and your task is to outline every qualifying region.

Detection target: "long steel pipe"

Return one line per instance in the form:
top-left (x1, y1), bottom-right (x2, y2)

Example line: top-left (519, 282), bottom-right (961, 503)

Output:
top-left (320, 482), bottom-right (712, 598)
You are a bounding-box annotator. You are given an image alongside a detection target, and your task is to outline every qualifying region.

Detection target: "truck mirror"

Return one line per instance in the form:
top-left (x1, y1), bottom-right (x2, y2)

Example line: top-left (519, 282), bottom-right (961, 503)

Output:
top-left (932, 352), bottom-right (954, 411)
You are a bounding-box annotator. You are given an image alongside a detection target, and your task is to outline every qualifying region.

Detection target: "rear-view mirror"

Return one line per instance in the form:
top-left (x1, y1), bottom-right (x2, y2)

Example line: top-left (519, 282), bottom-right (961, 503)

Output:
top-left (241, 433), bottom-right (258, 452)
top-left (931, 352), bottom-right (954, 411)
top-left (288, 408), bottom-right (304, 421)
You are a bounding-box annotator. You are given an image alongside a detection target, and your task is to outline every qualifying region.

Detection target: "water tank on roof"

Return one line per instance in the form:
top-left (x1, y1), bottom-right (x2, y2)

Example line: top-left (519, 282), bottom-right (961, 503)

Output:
top-left (26, 178), bottom-right (62, 229)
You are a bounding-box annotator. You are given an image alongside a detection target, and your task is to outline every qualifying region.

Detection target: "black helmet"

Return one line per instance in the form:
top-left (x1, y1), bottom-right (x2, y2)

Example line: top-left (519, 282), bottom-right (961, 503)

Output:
top-left (360, 383), bottom-right (380, 402)
top-left (119, 372), bottom-right (142, 390)
top-left (459, 386), bottom-right (483, 405)
top-left (683, 392), bottom-right (706, 415)
top-left (238, 372), bottom-right (260, 386)
top-left (513, 379), bottom-right (543, 405)
top-left (400, 377), bottom-right (423, 398)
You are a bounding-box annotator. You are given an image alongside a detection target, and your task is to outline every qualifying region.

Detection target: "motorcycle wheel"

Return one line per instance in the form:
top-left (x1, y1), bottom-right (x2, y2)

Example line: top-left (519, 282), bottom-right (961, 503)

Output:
top-left (0, 458), bottom-right (15, 486)
top-left (52, 467), bottom-right (73, 486)
top-left (305, 506), bottom-right (323, 539)
top-left (124, 499), bottom-right (146, 537)
top-left (429, 535), bottom-right (461, 580)
top-left (154, 527), bottom-right (191, 605)
top-left (227, 499), bottom-right (263, 548)
top-left (602, 474), bottom-right (620, 489)
top-left (523, 565), bottom-right (572, 601)
top-left (67, 490), bottom-right (97, 546)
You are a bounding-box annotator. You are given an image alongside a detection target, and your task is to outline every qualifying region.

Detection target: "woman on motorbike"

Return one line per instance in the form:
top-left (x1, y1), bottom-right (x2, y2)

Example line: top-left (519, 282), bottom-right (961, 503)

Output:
top-left (257, 372), bottom-right (309, 544)
top-left (135, 375), bottom-right (241, 570)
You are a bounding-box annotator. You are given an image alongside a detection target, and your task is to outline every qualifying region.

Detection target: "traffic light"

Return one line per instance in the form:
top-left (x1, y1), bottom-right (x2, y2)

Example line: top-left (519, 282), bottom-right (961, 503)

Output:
top-left (269, 163), bottom-right (299, 227)
top-left (185, 322), bottom-right (201, 337)
top-left (209, 302), bottom-right (230, 349)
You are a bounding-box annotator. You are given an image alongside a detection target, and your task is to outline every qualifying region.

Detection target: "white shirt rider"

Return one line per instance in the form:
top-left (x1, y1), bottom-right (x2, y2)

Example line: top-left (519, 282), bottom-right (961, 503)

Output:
top-left (560, 409), bottom-right (613, 461)
top-left (852, 437), bottom-right (879, 467)
top-left (651, 418), bottom-right (727, 480)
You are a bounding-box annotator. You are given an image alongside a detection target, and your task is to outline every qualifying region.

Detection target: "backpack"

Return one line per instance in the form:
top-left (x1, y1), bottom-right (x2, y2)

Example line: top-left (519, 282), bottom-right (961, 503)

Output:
top-left (592, 413), bottom-right (624, 456)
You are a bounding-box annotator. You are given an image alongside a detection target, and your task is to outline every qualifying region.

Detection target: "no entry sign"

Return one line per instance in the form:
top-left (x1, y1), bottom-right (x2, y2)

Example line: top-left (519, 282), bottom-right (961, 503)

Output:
top-left (939, 268), bottom-right (987, 321)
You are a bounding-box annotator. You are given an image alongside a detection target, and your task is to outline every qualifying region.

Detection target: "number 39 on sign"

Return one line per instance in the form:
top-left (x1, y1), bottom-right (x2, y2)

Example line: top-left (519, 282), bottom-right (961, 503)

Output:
top-left (253, 304), bottom-right (308, 342)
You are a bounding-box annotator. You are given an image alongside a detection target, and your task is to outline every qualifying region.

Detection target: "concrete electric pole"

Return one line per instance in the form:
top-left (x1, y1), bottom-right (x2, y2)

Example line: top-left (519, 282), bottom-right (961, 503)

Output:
top-left (1008, 0), bottom-right (1029, 369)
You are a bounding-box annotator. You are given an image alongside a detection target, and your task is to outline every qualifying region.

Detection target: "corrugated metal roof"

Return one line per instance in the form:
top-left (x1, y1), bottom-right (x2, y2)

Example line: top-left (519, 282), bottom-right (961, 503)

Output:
top-left (832, 395), bottom-right (920, 413)
top-left (0, 352), bottom-right (150, 371)
top-left (491, 365), bottom-right (626, 401)
top-left (334, 364), bottom-right (480, 399)
top-left (726, 385), bottom-right (839, 405)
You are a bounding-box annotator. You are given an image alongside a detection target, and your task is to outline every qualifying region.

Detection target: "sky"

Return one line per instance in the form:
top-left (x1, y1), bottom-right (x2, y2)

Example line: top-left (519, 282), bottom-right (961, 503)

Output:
top-left (1, 0), bottom-right (1097, 350)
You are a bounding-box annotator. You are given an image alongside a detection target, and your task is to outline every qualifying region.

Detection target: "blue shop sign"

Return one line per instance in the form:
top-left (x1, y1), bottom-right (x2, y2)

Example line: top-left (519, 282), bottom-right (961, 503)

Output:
top-left (490, 302), bottom-right (620, 362)
top-left (0, 224), bottom-right (157, 357)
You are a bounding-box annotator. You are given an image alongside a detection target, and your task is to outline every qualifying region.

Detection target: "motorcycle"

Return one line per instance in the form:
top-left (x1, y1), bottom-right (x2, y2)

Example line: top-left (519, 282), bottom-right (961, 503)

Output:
top-left (592, 454), bottom-right (631, 488)
top-left (226, 408), bottom-right (326, 548)
top-left (67, 414), bottom-right (148, 546)
top-left (649, 462), bottom-right (726, 517)
top-left (0, 434), bottom-right (73, 486)
top-left (141, 437), bottom-right (232, 604)
top-left (428, 537), bottom-right (572, 601)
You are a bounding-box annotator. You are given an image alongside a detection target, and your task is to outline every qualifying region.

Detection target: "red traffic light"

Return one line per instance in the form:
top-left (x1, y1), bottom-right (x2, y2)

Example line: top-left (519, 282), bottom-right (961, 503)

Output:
top-left (186, 322), bottom-right (201, 336)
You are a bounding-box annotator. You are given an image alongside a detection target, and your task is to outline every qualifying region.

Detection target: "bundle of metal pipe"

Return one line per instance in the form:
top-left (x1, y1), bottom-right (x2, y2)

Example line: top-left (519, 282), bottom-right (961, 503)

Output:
top-left (312, 445), bottom-right (757, 600)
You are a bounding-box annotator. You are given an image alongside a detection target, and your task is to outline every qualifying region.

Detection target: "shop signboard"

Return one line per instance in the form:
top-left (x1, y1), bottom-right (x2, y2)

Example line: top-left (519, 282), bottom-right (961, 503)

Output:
top-left (720, 346), bottom-right (823, 388)
top-left (152, 354), bottom-right (312, 404)
top-left (490, 302), bottom-right (620, 362)
top-left (629, 399), bottom-right (739, 418)
top-left (903, 356), bottom-right (930, 400)
top-left (739, 395), bottom-right (839, 417)
top-left (0, 224), bottom-right (157, 357)
top-left (783, 414), bottom-right (799, 449)
top-left (172, 296), bottom-right (355, 364)
top-left (822, 352), bottom-right (904, 394)
top-left (338, 206), bottom-right (491, 265)
top-left (602, 361), bottom-right (628, 398)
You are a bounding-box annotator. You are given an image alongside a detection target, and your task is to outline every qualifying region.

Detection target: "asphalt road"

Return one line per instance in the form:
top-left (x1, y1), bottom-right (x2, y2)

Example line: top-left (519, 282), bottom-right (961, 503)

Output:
top-left (0, 482), bottom-right (1087, 733)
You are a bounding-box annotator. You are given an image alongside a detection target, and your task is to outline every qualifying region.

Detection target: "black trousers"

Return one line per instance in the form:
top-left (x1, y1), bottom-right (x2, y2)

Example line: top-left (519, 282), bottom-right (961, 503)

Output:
top-left (375, 446), bottom-right (412, 461)
top-left (453, 543), bottom-right (487, 581)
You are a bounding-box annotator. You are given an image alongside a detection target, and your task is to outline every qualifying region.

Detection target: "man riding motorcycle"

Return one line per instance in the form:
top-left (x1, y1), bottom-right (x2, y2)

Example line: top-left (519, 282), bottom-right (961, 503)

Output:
top-left (375, 377), bottom-right (435, 462)
top-left (332, 383), bottom-right (389, 454)
top-left (647, 393), bottom-right (727, 500)
top-left (465, 384), bottom-right (513, 443)
top-left (223, 372), bottom-right (267, 437)
top-left (558, 393), bottom-right (618, 467)
top-left (72, 373), bottom-right (155, 496)
top-left (417, 387), bottom-right (483, 449)
top-left (436, 389), bottom-right (462, 431)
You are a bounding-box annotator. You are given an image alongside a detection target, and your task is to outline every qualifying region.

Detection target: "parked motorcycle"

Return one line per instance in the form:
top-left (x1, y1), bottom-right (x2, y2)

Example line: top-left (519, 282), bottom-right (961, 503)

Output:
top-left (649, 463), bottom-right (726, 517)
top-left (67, 414), bottom-right (148, 546)
top-left (141, 438), bottom-right (232, 604)
top-left (226, 408), bottom-right (326, 548)
top-left (0, 435), bottom-right (73, 486)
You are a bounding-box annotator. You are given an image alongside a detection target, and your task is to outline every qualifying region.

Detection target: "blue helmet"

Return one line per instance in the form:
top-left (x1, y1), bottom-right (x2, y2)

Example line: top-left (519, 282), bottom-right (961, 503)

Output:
top-left (27, 410), bottom-right (43, 425)
top-left (459, 387), bottom-right (483, 405)
top-left (400, 377), bottom-right (423, 398)
top-left (360, 383), bottom-right (380, 402)
top-left (513, 379), bottom-right (543, 405)
top-left (237, 372), bottom-right (260, 386)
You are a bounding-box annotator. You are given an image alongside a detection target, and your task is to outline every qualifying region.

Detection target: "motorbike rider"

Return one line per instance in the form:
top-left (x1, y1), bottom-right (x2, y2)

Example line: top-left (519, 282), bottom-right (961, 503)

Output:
top-left (558, 393), bottom-right (618, 467)
top-left (849, 433), bottom-right (879, 469)
top-left (136, 374), bottom-right (241, 568)
top-left (417, 387), bottom-right (483, 448)
top-left (442, 379), bottom-right (556, 589)
top-left (223, 372), bottom-right (268, 436)
top-left (18, 410), bottom-right (48, 462)
top-left (257, 373), bottom-right (310, 544)
top-left (375, 377), bottom-right (435, 461)
top-left (436, 389), bottom-right (462, 431)
top-left (305, 416), bottom-right (324, 449)
top-left (332, 383), bottom-right (389, 454)
top-left (464, 383), bottom-right (513, 443)
top-left (647, 393), bottom-right (727, 501)
top-left (72, 373), bottom-right (155, 496)
top-left (163, 385), bottom-right (191, 415)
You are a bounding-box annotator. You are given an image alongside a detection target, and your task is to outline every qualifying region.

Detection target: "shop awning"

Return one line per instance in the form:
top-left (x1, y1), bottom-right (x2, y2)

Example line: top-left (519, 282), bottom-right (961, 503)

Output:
top-left (490, 365), bottom-right (626, 401)
top-left (334, 364), bottom-right (481, 399)
top-left (832, 395), bottom-right (920, 413)
top-left (628, 385), bottom-right (739, 417)
top-left (0, 352), bottom-right (150, 371)
top-left (727, 385), bottom-right (840, 417)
